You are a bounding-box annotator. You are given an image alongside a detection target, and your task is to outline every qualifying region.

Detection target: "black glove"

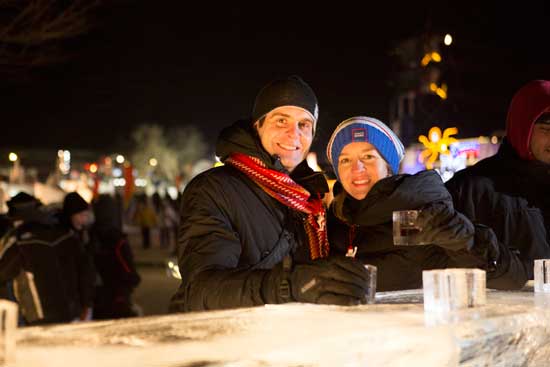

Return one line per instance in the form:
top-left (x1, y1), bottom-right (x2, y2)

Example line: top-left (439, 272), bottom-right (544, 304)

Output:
top-left (409, 203), bottom-right (475, 251)
top-left (469, 224), bottom-right (500, 272)
top-left (262, 256), bottom-right (370, 306)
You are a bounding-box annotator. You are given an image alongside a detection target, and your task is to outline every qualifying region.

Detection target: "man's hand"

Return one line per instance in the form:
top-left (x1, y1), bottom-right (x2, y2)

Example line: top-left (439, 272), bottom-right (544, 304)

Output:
top-left (263, 256), bottom-right (369, 306)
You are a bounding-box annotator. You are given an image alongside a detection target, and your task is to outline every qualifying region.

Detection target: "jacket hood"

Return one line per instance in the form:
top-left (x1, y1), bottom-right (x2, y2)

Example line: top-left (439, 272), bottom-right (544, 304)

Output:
top-left (332, 170), bottom-right (451, 226)
top-left (506, 80), bottom-right (550, 160)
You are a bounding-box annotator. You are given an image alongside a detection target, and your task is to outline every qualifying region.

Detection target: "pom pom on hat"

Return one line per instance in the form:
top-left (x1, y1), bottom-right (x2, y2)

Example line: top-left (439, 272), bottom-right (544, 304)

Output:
top-left (326, 116), bottom-right (405, 181)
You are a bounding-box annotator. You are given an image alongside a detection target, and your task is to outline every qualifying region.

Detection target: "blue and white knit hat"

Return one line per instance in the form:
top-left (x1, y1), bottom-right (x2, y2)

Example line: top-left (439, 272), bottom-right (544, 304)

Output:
top-left (326, 116), bottom-right (405, 180)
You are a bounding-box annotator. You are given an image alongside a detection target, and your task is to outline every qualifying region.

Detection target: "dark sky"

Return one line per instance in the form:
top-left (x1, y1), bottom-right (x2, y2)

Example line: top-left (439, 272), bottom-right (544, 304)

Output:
top-left (2, 1), bottom-right (549, 157)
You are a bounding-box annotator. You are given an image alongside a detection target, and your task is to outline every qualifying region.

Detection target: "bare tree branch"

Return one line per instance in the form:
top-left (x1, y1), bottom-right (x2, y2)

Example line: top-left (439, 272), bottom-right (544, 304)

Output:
top-left (0, 0), bottom-right (102, 72)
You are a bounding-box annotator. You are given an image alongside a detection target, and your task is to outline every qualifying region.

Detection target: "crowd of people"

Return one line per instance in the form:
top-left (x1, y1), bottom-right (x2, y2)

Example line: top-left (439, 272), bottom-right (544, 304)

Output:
top-left (0, 191), bottom-right (142, 325)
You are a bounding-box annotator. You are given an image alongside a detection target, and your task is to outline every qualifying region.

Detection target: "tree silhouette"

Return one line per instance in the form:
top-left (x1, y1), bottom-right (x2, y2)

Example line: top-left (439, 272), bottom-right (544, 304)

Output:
top-left (0, 0), bottom-right (101, 75)
top-left (130, 124), bottom-right (208, 184)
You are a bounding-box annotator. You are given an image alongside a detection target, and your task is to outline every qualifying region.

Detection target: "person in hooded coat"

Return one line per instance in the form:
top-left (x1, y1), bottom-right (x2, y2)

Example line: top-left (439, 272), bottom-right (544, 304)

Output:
top-left (326, 116), bottom-right (527, 292)
top-left (446, 80), bottom-right (550, 280)
top-left (170, 76), bottom-right (371, 312)
top-left (91, 194), bottom-right (141, 319)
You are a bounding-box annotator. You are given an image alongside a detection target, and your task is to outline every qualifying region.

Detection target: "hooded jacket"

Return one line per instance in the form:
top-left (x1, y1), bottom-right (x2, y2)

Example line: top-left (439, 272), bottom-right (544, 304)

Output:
top-left (446, 81), bottom-right (550, 277)
top-left (329, 170), bottom-right (527, 291)
top-left (506, 80), bottom-right (550, 160)
top-left (170, 119), bottom-right (328, 312)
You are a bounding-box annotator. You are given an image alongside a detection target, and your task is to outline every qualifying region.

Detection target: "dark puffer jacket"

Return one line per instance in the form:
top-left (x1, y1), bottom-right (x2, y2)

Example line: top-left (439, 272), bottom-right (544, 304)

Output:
top-left (328, 170), bottom-right (527, 291)
top-left (170, 120), bottom-right (328, 312)
top-left (446, 141), bottom-right (550, 279)
top-left (446, 80), bottom-right (550, 278)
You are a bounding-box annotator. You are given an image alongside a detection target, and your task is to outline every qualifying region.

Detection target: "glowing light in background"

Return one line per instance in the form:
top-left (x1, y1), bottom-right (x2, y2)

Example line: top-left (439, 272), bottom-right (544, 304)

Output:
top-left (116, 154), bottom-right (125, 164)
top-left (444, 34), bottom-right (453, 46)
top-left (418, 127), bottom-right (459, 169)
top-left (8, 152), bottom-right (18, 162)
top-left (57, 149), bottom-right (71, 175)
top-left (421, 52), bottom-right (442, 67)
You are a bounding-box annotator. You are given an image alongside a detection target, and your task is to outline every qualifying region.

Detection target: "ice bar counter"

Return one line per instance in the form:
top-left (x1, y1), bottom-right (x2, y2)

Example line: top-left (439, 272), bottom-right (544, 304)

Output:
top-left (13, 282), bottom-right (550, 367)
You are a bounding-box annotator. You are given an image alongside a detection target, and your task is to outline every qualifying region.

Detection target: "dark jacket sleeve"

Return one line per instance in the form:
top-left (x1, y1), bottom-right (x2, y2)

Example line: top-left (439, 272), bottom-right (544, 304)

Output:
top-left (0, 241), bottom-right (23, 284)
top-left (170, 176), bottom-right (269, 312)
top-left (412, 201), bottom-right (475, 251)
top-left (446, 175), bottom-right (549, 280)
top-left (116, 237), bottom-right (141, 289)
top-left (76, 240), bottom-right (96, 308)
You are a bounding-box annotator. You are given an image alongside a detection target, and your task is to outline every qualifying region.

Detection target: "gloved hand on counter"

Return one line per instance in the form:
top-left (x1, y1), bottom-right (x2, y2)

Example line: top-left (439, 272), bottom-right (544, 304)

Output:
top-left (262, 256), bottom-right (369, 306)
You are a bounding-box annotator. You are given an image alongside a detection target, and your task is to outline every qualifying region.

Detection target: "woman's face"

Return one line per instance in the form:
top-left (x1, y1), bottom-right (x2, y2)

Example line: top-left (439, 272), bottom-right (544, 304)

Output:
top-left (337, 142), bottom-right (390, 200)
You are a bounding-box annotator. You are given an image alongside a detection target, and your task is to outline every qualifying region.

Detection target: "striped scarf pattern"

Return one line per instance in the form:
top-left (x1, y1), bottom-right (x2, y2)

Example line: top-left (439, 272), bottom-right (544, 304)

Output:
top-left (225, 152), bottom-right (329, 260)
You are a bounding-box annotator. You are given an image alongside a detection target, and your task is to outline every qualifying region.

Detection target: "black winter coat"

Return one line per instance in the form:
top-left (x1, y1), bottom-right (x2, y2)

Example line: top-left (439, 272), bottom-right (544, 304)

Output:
top-left (0, 209), bottom-right (95, 324)
top-left (91, 228), bottom-right (141, 319)
top-left (446, 139), bottom-right (550, 279)
top-left (328, 170), bottom-right (527, 291)
top-left (170, 120), bottom-right (328, 312)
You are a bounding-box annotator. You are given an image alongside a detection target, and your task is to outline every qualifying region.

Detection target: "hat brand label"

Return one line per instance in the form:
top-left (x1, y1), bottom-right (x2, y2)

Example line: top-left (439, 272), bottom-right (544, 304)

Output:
top-left (351, 128), bottom-right (367, 142)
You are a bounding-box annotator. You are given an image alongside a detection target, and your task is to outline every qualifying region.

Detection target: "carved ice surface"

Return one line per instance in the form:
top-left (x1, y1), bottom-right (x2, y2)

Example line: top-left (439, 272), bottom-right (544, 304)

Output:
top-left (423, 269), bottom-right (486, 312)
top-left (14, 286), bottom-right (550, 367)
top-left (0, 300), bottom-right (18, 366)
top-left (534, 259), bottom-right (550, 293)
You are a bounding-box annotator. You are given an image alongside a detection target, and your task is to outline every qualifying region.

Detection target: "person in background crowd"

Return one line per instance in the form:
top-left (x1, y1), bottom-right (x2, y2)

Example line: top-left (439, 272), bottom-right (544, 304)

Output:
top-left (170, 75), bottom-right (370, 312)
top-left (60, 191), bottom-right (96, 321)
top-left (91, 194), bottom-right (141, 319)
top-left (446, 80), bottom-right (550, 280)
top-left (152, 193), bottom-right (178, 249)
top-left (133, 195), bottom-right (158, 249)
top-left (326, 116), bottom-right (527, 291)
top-left (0, 192), bottom-right (95, 325)
top-left (0, 214), bottom-right (14, 301)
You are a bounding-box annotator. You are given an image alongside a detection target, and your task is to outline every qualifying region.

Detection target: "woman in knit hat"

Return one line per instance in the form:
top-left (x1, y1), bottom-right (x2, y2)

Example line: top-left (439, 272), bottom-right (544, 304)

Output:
top-left (326, 116), bottom-right (527, 291)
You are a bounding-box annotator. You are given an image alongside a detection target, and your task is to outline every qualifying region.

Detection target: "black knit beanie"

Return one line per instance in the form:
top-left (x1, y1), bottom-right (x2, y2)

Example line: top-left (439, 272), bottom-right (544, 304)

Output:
top-left (63, 192), bottom-right (89, 217)
top-left (252, 75), bottom-right (319, 129)
top-left (7, 192), bottom-right (40, 218)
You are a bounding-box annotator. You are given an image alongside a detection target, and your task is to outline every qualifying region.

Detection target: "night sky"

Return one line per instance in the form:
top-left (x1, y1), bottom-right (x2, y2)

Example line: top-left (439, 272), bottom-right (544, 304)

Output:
top-left (2, 2), bottom-right (549, 159)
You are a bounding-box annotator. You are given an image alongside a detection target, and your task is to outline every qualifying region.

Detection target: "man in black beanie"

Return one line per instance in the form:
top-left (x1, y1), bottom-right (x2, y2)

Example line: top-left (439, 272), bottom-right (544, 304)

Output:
top-left (171, 75), bottom-right (370, 312)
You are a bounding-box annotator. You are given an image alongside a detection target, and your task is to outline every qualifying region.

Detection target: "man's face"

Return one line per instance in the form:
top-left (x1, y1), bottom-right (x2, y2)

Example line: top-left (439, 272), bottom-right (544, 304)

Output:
top-left (71, 210), bottom-right (91, 230)
top-left (337, 142), bottom-right (390, 200)
top-left (530, 121), bottom-right (550, 165)
top-left (255, 106), bottom-right (314, 172)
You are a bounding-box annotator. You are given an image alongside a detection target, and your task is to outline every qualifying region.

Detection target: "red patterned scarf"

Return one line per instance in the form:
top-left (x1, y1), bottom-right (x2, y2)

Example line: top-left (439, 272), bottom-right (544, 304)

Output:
top-left (225, 152), bottom-right (329, 260)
